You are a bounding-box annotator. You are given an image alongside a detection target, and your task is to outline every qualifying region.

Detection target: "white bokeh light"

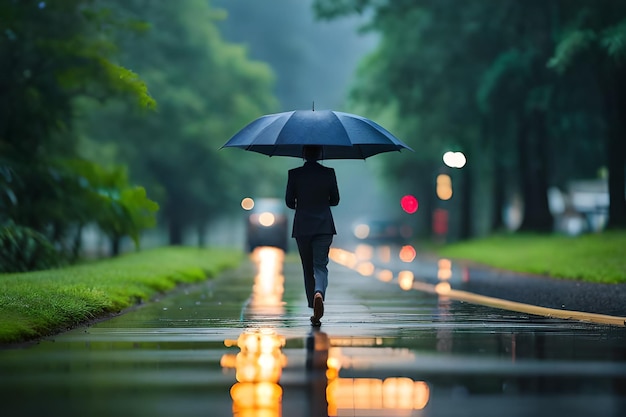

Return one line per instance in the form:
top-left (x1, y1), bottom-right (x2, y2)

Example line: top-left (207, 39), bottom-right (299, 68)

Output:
top-left (442, 151), bottom-right (467, 168)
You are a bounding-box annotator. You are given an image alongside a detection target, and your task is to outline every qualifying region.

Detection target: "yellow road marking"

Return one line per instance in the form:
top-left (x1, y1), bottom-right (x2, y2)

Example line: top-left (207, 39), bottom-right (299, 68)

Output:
top-left (411, 281), bottom-right (626, 327)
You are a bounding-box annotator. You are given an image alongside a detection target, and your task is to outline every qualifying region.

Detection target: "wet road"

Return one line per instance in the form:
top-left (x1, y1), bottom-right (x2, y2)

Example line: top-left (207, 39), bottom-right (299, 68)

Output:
top-left (1, 245), bottom-right (625, 417)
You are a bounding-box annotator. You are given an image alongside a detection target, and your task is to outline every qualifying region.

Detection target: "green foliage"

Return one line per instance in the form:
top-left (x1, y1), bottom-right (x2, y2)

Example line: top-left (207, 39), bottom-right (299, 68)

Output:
top-left (548, 30), bottom-right (596, 73)
top-left (0, 221), bottom-right (62, 273)
top-left (99, 61), bottom-right (157, 110)
top-left (0, 0), bottom-right (155, 153)
top-left (0, 0), bottom-right (159, 263)
top-left (81, 0), bottom-right (280, 244)
top-left (477, 49), bottom-right (531, 112)
top-left (64, 159), bottom-right (159, 249)
top-left (550, 16), bottom-right (626, 72)
top-left (2, 156), bottom-right (158, 261)
top-left (0, 246), bottom-right (244, 344)
top-left (314, 0), bottom-right (626, 235)
top-left (313, 0), bottom-right (369, 19)
top-left (602, 19), bottom-right (626, 59)
top-left (438, 231), bottom-right (626, 284)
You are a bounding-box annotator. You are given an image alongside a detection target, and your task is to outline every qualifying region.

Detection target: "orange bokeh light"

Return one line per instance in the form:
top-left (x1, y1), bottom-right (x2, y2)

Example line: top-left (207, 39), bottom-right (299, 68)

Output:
top-left (399, 245), bottom-right (416, 262)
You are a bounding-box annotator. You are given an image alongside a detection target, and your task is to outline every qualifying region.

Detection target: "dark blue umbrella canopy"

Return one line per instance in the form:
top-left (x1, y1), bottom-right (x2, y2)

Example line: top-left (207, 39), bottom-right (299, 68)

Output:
top-left (222, 110), bottom-right (412, 159)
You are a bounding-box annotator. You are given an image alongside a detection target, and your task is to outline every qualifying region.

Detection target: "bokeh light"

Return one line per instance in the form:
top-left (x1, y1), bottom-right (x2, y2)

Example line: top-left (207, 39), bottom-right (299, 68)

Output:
top-left (241, 197), bottom-right (255, 210)
top-left (258, 212), bottom-right (275, 227)
top-left (354, 223), bottom-right (370, 239)
top-left (443, 151), bottom-right (467, 168)
top-left (356, 262), bottom-right (375, 276)
top-left (436, 174), bottom-right (453, 200)
top-left (435, 282), bottom-right (451, 295)
top-left (400, 195), bottom-right (418, 214)
top-left (398, 271), bottom-right (414, 291)
top-left (437, 258), bottom-right (452, 280)
top-left (399, 245), bottom-right (416, 262)
top-left (377, 269), bottom-right (393, 282)
top-left (355, 244), bottom-right (374, 261)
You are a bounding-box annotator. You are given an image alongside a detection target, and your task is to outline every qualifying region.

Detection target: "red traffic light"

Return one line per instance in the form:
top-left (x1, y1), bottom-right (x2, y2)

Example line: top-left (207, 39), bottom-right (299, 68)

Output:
top-left (400, 195), bottom-right (418, 214)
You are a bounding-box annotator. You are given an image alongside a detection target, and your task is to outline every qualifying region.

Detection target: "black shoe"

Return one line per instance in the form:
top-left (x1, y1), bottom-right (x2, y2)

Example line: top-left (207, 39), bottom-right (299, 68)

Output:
top-left (313, 292), bottom-right (324, 321)
top-left (310, 316), bottom-right (322, 327)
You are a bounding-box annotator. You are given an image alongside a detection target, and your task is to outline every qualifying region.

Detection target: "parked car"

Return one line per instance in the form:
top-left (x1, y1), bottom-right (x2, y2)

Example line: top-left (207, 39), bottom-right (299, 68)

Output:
top-left (246, 198), bottom-right (289, 252)
top-left (352, 217), bottom-right (413, 244)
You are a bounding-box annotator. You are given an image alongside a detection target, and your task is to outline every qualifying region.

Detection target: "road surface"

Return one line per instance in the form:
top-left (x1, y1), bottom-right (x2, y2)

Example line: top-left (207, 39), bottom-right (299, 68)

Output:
top-left (1, 244), bottom-right (625, 417)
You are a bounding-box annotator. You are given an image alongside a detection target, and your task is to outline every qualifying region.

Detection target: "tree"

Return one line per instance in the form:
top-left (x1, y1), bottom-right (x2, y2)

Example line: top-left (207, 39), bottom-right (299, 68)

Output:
top-left (316, 0), bottom-right (511, 238)
top-left (82, 0), bottom-right (280, 245)
top-left (548, 0), bottom-right (626, 229)
top-left (315, 0), bottom-right (623, 237)
top-left (0, 0), bottom-right (158, 263)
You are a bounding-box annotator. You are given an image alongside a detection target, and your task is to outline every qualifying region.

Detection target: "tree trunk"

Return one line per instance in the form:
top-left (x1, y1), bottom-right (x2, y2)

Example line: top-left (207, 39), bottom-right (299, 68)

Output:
top-left (458, 166), bottom-right (472, 240)
top-left (518, 110), bottom-right (554, 232)
top-left (604, 67), bottom-right (626, 229)
top-left (487, 114), bottom-right (506, 232)
top-left (491, 160), bottom-right (506, 231)
top-left (71, 224), bottom-right (83, 261)
top-left (111, 236), bottom-right (120, 256)
top-left (606, 133), bottom-right (626, 229)
top-left (197, 222), bottom-right (206, 247)
top-left (164, 194), bottom-right (186, 245)
top-left (169, 215), bottom-right (184, 245)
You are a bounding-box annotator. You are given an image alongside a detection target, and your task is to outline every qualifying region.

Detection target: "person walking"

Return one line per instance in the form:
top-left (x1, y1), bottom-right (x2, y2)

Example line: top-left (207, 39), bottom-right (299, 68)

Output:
top-left (285, 145), bottom-right (340, 327)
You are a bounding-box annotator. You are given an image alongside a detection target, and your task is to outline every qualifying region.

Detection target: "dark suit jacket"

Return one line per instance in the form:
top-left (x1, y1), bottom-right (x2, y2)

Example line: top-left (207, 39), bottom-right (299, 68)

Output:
top-left (285, 161), bottom-right (340, 238)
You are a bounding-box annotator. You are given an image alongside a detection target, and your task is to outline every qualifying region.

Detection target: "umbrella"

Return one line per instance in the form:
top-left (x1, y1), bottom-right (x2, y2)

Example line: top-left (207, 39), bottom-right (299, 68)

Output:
top-left (221, 109), bottom-right (413, 159)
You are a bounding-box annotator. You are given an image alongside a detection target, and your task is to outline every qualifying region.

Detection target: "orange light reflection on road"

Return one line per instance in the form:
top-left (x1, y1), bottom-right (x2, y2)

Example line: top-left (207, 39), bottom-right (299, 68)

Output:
top-left (327, 377), bottom-right (430, 414)
top-left (398, 270), bottom-right (414, 291)
top-left (383, 378), bottom-right (430, 410)
top-left (314, 336), bottom-right (430, 416)
top-left (435, 282), bottom-right (451, 295)
top-left (230, 382), bottom-right (282, 415)
top-left (249, 247), bottom-right (285, 313)
top-left (356, 262), bottom-right (375, 277)
top-left (329, 247), bottom-right (358, 269)
top-left (221, 247), bottom-right (288, 417)
top-left (355, 244), bottom-right (373, 261)
top-left (326, 352), bottom-right (430, 415)
top-left (377, 245), bottom-right (391, 263)
top-left (437, 258), bottom-right (453, 294)
top-left (437, 258), bottom-right (452, 280)
top-left (377, 269), bottom-right (393, 282)
top-left (221, 329), bottom-right (287, 382)
top-left (221, 328), bottom-right (287, 417)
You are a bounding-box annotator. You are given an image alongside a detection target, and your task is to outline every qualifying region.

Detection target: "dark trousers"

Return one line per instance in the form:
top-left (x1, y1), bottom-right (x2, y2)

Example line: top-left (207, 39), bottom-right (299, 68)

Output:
top-left (295, 234), bottom-right (333, 308)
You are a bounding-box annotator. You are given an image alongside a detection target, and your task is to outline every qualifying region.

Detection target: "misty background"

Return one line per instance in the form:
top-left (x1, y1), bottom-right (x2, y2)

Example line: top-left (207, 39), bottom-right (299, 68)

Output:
top-left (2, 0), bottom-right (624, 271)
top-left (210, 0), bottom-right (393, 248)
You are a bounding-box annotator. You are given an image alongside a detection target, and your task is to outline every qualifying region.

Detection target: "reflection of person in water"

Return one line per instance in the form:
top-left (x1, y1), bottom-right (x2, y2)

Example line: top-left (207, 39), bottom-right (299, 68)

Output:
top-left (306, 330), bottom-right (330, 417)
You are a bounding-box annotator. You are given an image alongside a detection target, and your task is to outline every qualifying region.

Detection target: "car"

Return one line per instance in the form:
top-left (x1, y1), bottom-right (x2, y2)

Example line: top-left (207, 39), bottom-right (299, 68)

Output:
top-left (352, 217), bottom-right (413, 244)
top-left (245, 198), bottom-right (289, 252)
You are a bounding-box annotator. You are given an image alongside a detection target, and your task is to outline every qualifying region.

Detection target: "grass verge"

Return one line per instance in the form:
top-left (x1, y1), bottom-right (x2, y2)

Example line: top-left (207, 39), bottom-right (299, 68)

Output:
top-left (0, 246), bottom-right (244, 344)
top-left (436, 231), bottom-right (626, 284)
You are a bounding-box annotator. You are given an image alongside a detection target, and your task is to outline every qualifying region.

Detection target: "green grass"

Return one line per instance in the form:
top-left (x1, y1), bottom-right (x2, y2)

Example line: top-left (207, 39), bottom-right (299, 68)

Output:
top-left (0, 246), bottom-right (244, 344)
top-left (437, 231), bottom-right (626, 284)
